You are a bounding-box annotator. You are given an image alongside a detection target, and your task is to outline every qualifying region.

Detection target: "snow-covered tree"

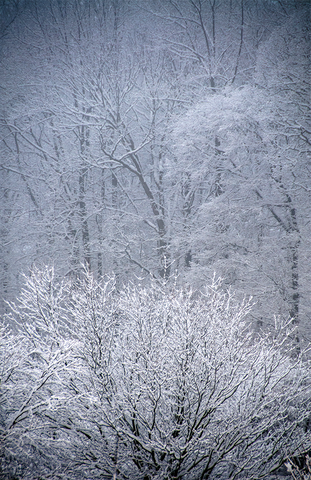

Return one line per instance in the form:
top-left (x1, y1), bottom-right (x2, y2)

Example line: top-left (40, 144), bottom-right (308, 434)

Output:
top-left (0, 267), bottom-right (77, 479)
top-left (1, 267), bottom-right (310, 479)
top-left (170, 6), bottom-right (310, 340)
top-left (2, 0), bottom-right (307, 311)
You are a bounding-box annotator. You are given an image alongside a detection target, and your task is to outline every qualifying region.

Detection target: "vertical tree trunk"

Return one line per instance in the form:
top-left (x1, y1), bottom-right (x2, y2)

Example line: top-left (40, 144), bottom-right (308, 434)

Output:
top-left (78, 166), bottom-right (91, 270)
top-left (96, 170), bottom-right (106, 278)
top-left (78, 103), bottom-right (91, 270)
top-left (256, 186), bottom-right (301, 346)
top-left (287, 201), bottom-right (300, 349)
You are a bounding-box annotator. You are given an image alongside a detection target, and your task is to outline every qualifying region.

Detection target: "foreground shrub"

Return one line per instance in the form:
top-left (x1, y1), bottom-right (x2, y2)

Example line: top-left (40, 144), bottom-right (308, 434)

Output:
top-left (1, 267), bottom-right (310, 479)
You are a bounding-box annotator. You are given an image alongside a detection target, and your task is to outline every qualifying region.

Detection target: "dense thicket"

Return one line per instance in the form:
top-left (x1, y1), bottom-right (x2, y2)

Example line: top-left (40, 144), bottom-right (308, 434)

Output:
top-left (1, 267), bottom-right (311, 479)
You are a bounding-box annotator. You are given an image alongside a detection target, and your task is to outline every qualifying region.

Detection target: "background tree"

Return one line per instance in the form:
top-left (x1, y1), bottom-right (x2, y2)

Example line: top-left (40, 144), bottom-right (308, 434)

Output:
top-left (170, 84), bottom-right (310, 342)
top-left (169, 6), bottom-right (310, 342)
top-left (1, 0), bottom-right (186, 292)
top-left (0, 0), bottom-right (310, 341)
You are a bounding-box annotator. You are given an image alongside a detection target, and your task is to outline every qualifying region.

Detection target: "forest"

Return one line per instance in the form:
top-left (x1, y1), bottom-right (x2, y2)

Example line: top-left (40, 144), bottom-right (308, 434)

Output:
top-left (0, 0), bottom-right (310, 478)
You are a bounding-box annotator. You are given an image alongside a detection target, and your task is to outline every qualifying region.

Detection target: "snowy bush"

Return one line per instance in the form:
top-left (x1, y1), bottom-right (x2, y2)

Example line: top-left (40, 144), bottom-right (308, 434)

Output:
top-left (1, 267), bottom-right (310, 479)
